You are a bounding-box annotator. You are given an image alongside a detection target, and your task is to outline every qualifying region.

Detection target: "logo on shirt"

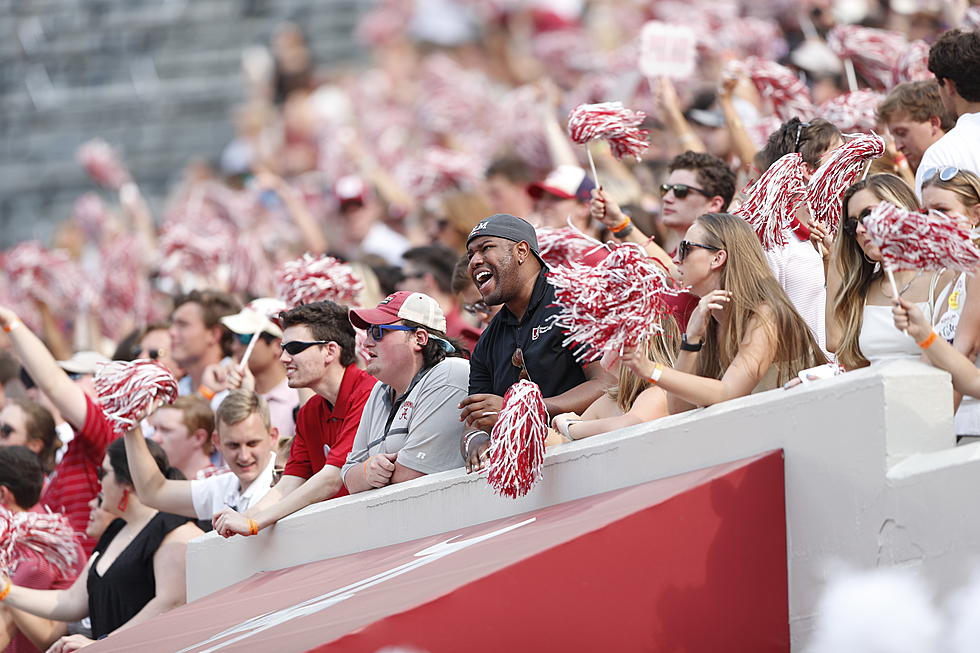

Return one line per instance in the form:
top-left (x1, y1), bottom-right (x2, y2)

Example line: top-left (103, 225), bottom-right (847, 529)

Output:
top-left (531, 323), bottom-right (553, 341)
top-left (399, 401), bottom-right (414, 420)
top-left (417, 452), bottom-right (426, 459)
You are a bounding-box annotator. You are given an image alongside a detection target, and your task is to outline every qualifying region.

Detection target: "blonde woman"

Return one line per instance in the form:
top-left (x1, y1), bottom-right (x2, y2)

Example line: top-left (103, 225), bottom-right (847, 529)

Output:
top-left (620, 212), bottom-right (825, 412)
top-left (826, 174), bottom-right (957, 370)
top-left (551, 314), bottom-right (680, 440)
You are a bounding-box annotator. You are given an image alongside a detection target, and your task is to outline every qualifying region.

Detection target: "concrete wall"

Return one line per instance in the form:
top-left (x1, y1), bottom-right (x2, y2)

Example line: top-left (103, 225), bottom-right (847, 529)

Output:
top-left (186, 360), bottom-right (978, 649)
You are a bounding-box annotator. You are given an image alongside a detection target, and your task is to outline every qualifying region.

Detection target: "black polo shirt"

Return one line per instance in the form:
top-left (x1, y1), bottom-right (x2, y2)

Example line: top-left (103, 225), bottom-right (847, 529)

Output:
top-left (469, 269), bottom-right (588, 398)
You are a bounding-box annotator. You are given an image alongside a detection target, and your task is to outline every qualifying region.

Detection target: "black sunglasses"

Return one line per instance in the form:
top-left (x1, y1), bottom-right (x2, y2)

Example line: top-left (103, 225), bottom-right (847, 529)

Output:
top-left (677, 240), bottom-right (721, 262)
top-left (660, 183), bottom-right (710, 200)
top-left (462, 301), bottom-right (489, 315)
top-left (131, 347), bottom-right (163, 361)
top-left (842, 207), bottom-right (874, 237)
top-left (0, 423), bottom-right (13, 438)
top-left (281, 340), bottom-right (330, 356)
top-left (96, 466), bottom-right (107, 481)
top-left (366, 325), bottom-right (416, 342)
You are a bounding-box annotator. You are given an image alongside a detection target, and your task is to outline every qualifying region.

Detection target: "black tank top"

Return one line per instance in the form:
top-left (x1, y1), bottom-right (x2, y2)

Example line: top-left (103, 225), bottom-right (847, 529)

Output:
top-left (86, 512), bottom-right (191, 639)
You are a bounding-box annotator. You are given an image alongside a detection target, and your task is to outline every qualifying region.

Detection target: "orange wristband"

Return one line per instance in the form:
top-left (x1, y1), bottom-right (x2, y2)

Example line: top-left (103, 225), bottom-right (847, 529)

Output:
top-left (247, 519), bottom-right (259, 536)
top-left (917, 331), bottom-right (938, 349)
top-left (609, 217), bottom-right (632, 233)
top-left (2, 320), bottom-right (21, 334)
top-left (0, 578), bottom-right (12, 601)
top-left (198, 384), bottom-right (216, 401)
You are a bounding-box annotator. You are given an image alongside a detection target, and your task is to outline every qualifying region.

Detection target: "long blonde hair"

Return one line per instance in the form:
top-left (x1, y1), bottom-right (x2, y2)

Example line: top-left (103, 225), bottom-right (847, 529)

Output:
top-left (695, 213), bottom-right (826, 385)
top-left (606, 313), bottom-right (680, 411)
top-left (922, 168), bottom-right (980, 217)
top-left (830, 174), bottom-right (919, 370)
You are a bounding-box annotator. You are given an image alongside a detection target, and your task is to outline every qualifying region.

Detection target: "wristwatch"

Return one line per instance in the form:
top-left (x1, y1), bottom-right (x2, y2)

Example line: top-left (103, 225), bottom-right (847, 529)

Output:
top-left (680, 333), bottom-right (703, 352)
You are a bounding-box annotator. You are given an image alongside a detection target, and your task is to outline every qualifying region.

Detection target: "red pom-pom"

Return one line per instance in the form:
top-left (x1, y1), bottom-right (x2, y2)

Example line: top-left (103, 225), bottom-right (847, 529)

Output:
top-left (548, 243), bottom-right (677, 363)
top-left (536, 226), bottom-right (610, 268)
top-left (864, 201), bottom-right (980, 273)
top-left (818, 90), bottom-right (883, 134)
top-left (731, 57), bottom-right (815, 122)
top-left (0, 507), bottom-right (79, 578)
top-left (894, 40), bottom-right (932, 85)
top-left (828, 25), bottom-right (907, 91)
top-left (483, 380), bottom-right (549, 499)
top-left (76, 139), bottom-right (132, 190)
top-left (94, 360), bottom-right (179, 436)
top-left (275, 253), bottom-right (364, 308)
top-left (567, 102), bottom-right (650, 160)
top-left (805, 133), bottom-right (885, 235)
top-left (3, 241), bottom-right (94, 325)
top-left (736, 152), bottom-right (808, 250)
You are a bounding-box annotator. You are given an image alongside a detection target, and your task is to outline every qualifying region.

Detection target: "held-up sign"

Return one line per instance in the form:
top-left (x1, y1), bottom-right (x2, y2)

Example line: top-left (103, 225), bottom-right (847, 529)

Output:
top-left (638, 21), bottom-right (697, 80)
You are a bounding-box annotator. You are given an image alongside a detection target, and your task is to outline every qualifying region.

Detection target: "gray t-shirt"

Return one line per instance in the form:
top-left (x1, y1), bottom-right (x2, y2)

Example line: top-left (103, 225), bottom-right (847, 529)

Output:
top-left (342, 357), bottom-right (469, 479)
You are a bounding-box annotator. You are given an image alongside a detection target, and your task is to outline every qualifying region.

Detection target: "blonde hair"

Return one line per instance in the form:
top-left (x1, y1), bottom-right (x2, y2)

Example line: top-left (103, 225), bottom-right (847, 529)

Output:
top-left (215, 390), bottom-right (271, 433)
top-left (606, 314), bottom-right (680, 411)
top-left (921, 168), bottom-right (980, 215)
top-left (695, 213), bottom-right (826, 385)
top-left (830, 174), bottom-right (919, 370)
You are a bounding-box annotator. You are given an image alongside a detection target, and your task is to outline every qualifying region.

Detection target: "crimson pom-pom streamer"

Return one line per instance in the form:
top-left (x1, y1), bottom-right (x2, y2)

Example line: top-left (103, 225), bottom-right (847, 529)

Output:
top-left (536, 225), bottom-right (610, 268)
top-left (76, 139), bottom-right (132, 190)
top-left (864, 201), bottom-right (980, 275)
top-left (3, 241), bottom-right (93, 321)
top-left (828, 25), bottom-right (907, 91)
top-left (548, 243), bottom-right (677, 364)
top-left (894, 40), bottom-right (932, 85)
top-left (731, 58), bottom-right (815, 122)
top-left (805, 133), bottom-right (885, 235)
top-left (567, 102), bottom-right (649, 188)
top-left (818, 90), bottom-right (882, 134)
top-left (94, 360), bottom-right (179, 436)
top-left (0, 507), bottom-right (79, 578)
top-left (482, 380), bottom-right (549, 499)
top-left (736, 153), bottom-right (807, 250)
top-left (275, 253), bottom-right (364, 308)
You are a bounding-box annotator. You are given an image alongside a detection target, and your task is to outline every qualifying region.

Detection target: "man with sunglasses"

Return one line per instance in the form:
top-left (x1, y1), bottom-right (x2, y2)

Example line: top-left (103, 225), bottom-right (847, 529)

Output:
top-left (342, 291), bottom-right (469, 493)
top-left (915, 29), bottom-right (980, 198)
top-left (211, 301), bottom-right (375, 538)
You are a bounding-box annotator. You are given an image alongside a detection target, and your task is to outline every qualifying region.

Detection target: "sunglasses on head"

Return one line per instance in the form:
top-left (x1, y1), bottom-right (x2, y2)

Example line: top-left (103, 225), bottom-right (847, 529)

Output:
top-left (462, 301), bottom-right (489, 315)
top-left (922, 166), bottom-right (960, 183)
top-left (842, 207), bottom-right (874, 237)
top-left (793, 121), bottom-right (811, 153)
top-left (0, 423), bottom-right (13, 438)
top-left (660, 183), bottom-right (710, 200)
top-left (677, 240), bottom-right (721, 262)
top-left (131, 347), bottom-right (164, 361)
top-left (366, 324), bottom-right (416, 342)
top-left (281, 340), bottom-right (329, 356)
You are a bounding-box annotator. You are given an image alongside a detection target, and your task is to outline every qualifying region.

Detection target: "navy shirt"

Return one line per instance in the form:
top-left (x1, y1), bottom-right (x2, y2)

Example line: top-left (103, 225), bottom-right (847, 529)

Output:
top-left (469, 269), bottom-right (588, 398)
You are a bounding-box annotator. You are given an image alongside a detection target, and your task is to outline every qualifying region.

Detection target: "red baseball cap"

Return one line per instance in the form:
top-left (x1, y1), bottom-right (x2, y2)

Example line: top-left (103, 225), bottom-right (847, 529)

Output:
top-left (349, 292), bottom-right (447, 333)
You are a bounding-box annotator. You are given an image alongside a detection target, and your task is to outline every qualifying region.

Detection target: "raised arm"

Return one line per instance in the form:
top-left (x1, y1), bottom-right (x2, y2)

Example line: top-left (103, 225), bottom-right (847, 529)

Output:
top-left (895, 298), bottom-right (980, 398)
top-left (0, 561), bottom-right (92, 625)
top-left (123, 425), bottom-right (195, 517)
top-left (589, 189), bottom-right (675, 273)
top-left (0, 306), bottom-right (88, 428)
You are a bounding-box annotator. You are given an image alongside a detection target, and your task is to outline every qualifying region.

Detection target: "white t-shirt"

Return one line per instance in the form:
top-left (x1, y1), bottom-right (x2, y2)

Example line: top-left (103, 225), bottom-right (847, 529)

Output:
top-left (915, 112), bottom-right (980, 198)
top-left (764, 230), bottom-right (827, 355)
top-left (189, 452), bottom-right (276, 520)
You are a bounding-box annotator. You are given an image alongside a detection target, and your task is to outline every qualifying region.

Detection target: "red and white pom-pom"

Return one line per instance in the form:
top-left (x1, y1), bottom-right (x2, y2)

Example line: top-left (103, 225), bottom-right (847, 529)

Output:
top-left (805, 133), bottom-right (886, 234)
top-left (0, 507), bottom-right (79, 577)
top-left (827, 25), bottom-right (907, 91)
top-left (355, 0), bottom-right (411, 47)
top-left (396, 147), bottom-right (484, 201)
top-left (732, 57), bottom-right (815, 122)
top-left (567, 102), bottom-right (650, 161)
top-left (94, 360), bottom-right (179, 435)
top-left (276, 253), bottom-right (364, 308)
top-left (483, 380), bottom-right (549, 499)
top-left (818, 90), bottom-right (883, 134)
top-left (97, 234), bottom-right (153, 341)
top-left (3, 241), bottom-right (94, 318)
top-left (864, 201), bottom-right (980, 273)
top-left (735, 152), bottom-right (807, 250)
top-left (894, 40), bottom-right (932, 85)
top-left (76, 139), bottom-right (132, 190)
top-left (71, 192), bottom-right (110, 241)
top-left (536, 225), bottom-right (611, 268)
top-left (548, 243), bottom-right (677, 363)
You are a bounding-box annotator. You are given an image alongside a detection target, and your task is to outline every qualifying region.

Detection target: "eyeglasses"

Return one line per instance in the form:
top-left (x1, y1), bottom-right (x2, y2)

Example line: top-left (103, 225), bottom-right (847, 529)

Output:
top-left (677, 240), bottom-right (721, 262)
top-left (660, 183), bottom-right (710, 200)
top-left (922, 166), bottom-right (960, 183)
top-left (0, 423), bottom-right (13, 439)
top-left (462, 301), bottom-right (489, 315)
top-left (131, 347), bottom-right (164, 361)
top-left (793, 121), bottom-right (811, 153)
top-left (842, 207), bottom-right (874, 237)
top-left (281, 340), bottom-right (330, 356)
top-left (366, 324), bottom-right (416, 342)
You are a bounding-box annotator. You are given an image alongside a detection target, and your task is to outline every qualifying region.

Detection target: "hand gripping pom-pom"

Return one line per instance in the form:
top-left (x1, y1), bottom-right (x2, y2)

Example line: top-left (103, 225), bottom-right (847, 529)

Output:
top-left (806, 133), bottom-right (885, 235)
top-left (548, 243), bottom-right (678, 363)
top-left (94, 361), bottom-right (179, 436)
top-left (275, 253), bottom-right (364, 308)
top-left (864, 202), bottom-right (980, 274)
top-left (0, 507), bottom-right (79, 578)
top-left (735, 153), bottom-right (807, 250)
top-left (483, 380), bottom-right (549, 499)
top-left (567, 102), bottom-right (650, 160)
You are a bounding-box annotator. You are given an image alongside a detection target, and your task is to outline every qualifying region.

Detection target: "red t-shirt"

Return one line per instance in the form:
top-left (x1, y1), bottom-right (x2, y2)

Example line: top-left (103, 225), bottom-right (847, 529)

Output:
top-left (653, 253), bottom-right (700, 333)
top-left (39, 395), bottom-right (116, 555)
top-left (282, 365), bottom-right (376, 499)
top-left (4, 510), bottom-right (86, 653)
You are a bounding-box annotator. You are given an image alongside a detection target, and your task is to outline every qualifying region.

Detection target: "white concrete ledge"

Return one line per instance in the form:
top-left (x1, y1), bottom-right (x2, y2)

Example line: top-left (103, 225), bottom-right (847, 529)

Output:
top-left (187, 360), bottom-right (973, 649)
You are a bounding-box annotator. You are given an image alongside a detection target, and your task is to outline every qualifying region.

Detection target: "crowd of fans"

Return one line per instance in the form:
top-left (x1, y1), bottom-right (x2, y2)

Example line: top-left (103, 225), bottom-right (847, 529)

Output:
top-left (0, 0), bottom-right (979, 649)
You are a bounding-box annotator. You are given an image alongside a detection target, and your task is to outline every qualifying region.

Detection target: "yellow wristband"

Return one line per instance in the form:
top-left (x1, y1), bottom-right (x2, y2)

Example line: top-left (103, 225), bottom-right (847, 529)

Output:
top-left (2, 320), bottom-right (21, 334)
top-left (247, 519), bottom-right (259, 536)
top-left (917, 331), bottom-right (938, 349)
top-left (0, 578), bottom-right (12, 601)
